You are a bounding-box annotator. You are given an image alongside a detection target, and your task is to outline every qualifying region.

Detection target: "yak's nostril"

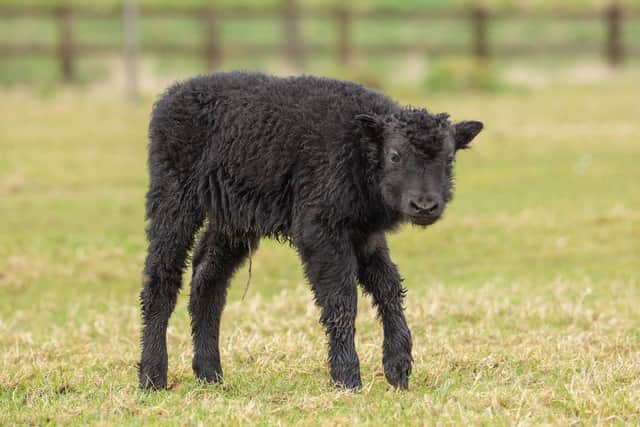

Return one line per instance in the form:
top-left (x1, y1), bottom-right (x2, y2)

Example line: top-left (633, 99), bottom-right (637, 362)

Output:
top-left (410, 198), bottom-right (440, 215)
top-left (424, 200), bottom-right (439, 214)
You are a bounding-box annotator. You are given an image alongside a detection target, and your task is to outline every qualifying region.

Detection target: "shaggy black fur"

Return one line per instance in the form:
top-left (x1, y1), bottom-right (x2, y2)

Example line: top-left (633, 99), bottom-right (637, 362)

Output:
top-left (139, 71), bottom-right (483, 391)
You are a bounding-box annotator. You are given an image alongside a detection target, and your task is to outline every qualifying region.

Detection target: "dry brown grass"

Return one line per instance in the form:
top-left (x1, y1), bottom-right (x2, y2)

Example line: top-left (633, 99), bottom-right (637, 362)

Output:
top-left (2, 281), bottom-right (639, 425)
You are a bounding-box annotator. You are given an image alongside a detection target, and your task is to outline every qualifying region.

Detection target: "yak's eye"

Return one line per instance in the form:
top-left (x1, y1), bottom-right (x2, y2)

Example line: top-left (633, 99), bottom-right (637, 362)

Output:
top-left (389, 150), bottom-right (401, 164)
top-left (445, 154), bottom-right (454, 171)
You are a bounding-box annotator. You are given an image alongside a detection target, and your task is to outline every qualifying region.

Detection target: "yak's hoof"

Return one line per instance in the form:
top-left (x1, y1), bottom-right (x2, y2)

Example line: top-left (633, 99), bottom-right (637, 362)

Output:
top-left (383, 355), bottom-right (412, 390)
top-left (193, 359), bottom-right (223, 384)
top-left (194, 370), bottom-right (223, 384)
top-left (335, 378), bottom-right (363, 391)
top-left (332, 366), bottom-right (362, 391)
top-left (138, 362), bottom-right (168, 391)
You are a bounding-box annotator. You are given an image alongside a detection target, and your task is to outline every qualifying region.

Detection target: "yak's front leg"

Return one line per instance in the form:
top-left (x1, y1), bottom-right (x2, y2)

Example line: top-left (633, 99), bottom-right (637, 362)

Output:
top-left (297, 232), bottom-right (361, 390)
top-left (357, 233), bottom-right (412, 389)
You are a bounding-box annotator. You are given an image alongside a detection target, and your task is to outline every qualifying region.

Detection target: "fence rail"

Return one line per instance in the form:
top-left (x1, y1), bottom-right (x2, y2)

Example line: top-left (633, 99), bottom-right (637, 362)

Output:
top-left (1, 3), bottom-right (638, 86)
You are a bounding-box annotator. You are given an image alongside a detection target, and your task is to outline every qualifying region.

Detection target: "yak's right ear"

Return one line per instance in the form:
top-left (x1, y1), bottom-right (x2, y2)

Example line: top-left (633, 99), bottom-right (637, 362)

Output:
top-left (355, 114), bottom-right (385, 142)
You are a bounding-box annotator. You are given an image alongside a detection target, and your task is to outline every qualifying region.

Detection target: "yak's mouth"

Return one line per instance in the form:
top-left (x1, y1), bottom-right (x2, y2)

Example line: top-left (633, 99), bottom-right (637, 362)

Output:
top-left (408, 214), bottom-right (441, 227)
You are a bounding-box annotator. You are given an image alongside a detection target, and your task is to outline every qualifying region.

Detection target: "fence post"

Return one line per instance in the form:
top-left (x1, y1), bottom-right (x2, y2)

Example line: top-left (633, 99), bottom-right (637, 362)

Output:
top-left (471, 6), bottom-right (489, 60)
top-left (605, 3), bottom-right (622, 66)
top-left (205, 7), bottom-right (221, 71)
top-left (335, 7), bottom-right (351, 67)
top-left (123, 0), bottom-right (139, 101)
top-left (57, 5), bottom-right (74, 81)
top-left (283, 0), bottom-right (303, 69)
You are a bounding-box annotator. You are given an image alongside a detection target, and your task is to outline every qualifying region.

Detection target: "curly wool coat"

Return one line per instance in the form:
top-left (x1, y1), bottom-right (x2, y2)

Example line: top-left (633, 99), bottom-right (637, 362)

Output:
top-left (138, 71), bottom-right (481, 391)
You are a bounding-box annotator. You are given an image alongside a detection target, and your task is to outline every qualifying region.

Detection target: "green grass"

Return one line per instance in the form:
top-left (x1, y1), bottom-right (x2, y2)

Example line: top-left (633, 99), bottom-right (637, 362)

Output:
top-left (1, 82), bottom-right (639, 425)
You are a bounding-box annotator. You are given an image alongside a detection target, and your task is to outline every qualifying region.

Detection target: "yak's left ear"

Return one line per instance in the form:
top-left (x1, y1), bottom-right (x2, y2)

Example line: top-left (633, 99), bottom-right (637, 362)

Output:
top-left (355, 114), bottom-right (385, 143)
top-left (454, 120), bottom-right (483, 150)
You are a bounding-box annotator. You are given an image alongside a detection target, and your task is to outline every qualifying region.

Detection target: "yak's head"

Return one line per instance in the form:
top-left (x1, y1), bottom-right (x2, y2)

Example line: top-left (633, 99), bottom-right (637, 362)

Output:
top-left (356, 108), bottom-right (483, 226)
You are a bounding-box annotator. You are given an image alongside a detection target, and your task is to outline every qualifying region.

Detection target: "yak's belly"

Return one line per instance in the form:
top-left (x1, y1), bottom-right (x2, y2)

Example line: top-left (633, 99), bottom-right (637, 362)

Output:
top-left (205, 172), bottom-right (293, 237)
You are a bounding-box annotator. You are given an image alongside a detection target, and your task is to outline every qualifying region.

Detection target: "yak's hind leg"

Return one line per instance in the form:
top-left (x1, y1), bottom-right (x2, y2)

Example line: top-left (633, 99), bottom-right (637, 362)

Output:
top-left (189, 227), bottom-right (258, 383)
top-left (139, 184), bottom-right (204, 390)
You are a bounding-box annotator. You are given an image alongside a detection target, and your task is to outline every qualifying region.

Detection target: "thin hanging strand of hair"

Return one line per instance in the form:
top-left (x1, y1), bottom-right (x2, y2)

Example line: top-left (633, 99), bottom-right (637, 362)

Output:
top-left (241, 239), bottom-right (253, 301)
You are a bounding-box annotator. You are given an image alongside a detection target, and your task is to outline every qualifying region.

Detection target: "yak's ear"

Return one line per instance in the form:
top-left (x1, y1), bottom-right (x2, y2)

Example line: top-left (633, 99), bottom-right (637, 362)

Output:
top-left (454, 120), bottom-right (483, 150)
top-left (355, 114), bottom-right (385, 143)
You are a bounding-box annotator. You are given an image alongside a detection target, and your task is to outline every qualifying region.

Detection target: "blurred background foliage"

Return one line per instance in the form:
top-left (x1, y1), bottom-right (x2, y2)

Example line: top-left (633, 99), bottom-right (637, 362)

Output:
top-left (1, 0), bottom-right (639, 92)
top-left (2, 0), bottom-right (639, 8)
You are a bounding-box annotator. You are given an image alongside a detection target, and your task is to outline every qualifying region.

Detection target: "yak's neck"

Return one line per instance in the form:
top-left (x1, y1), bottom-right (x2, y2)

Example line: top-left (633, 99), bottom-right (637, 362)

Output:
top-left (357, 156), bottom-right (403, 233)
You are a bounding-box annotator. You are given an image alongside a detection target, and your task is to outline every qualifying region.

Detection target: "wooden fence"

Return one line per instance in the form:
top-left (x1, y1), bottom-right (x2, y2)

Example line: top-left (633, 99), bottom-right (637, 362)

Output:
top-left (1, 2), bottom-right (638, 91)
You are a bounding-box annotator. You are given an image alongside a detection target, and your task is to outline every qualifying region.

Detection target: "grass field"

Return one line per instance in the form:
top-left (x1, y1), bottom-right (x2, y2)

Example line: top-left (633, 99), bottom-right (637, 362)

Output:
top-left (1, 81), bottom-right (639, 425)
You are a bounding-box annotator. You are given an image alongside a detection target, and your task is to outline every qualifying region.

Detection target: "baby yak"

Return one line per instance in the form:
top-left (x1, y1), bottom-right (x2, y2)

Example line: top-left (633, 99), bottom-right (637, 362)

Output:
top-left (139, 71), bottom-right (483, 391)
